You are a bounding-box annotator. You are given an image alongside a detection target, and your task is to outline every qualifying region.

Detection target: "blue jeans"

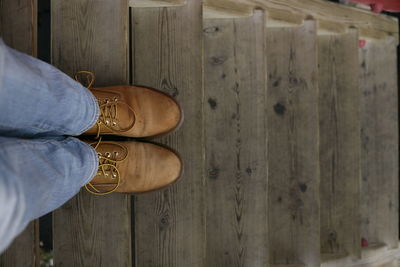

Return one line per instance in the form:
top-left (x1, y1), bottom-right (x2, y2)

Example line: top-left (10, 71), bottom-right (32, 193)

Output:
top-left (0, 39), bottom-right (100, 253)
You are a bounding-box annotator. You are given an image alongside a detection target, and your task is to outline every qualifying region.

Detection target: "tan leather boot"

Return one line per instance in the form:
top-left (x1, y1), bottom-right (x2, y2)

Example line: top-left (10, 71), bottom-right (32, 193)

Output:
top-left (76, 71), bottom-right (183, 138)
top-left (85, 139), bottom-right (183, 195)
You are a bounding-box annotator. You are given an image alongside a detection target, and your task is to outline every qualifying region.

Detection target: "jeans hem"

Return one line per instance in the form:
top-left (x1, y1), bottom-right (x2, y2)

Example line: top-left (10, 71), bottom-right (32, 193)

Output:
top-left (76, 87), bottom-right (100, 135)
top-left (82, 141), bottom-right (99, 185)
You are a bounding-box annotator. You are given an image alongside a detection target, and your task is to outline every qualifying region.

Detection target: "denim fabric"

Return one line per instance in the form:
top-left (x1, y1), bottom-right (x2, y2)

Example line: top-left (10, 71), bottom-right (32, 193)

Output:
top-left (0, 39), bottom-right (99, 253)
top-left (0, 39), bottom-right (99, 137)
top-left (0, 136), bottom-right (98, 253)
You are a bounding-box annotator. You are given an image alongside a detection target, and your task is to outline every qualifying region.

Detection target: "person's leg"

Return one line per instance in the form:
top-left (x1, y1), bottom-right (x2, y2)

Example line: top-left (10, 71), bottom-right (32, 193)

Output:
top-left (0, 136), bottom-right (98, 253)
top-left (0, 38), bottom-right (99, 137)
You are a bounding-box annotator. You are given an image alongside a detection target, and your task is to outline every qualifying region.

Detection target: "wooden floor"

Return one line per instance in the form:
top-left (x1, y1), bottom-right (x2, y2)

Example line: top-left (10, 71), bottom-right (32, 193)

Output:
top-left (0, 0), bottom-right (399, 267)
top-left (318, 30), bottom-right (361, 258)
top-left (132, 3), bottom-right (204, 266)
top-left (204, 11), bottom-right (268, 267)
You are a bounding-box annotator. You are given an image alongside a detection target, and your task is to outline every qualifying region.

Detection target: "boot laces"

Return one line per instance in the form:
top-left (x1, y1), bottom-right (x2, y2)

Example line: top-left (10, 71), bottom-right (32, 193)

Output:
top-left (85, 138), bottom-right (125, 195)
top-left (97, 97), bottom-right (121, 139)
top-left (75, 71), bottom-right (135, 139)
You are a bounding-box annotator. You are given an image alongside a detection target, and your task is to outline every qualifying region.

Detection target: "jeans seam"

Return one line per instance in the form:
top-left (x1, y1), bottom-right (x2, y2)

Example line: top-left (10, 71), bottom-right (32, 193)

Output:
top-left (0, 121), bottom-right (66, 134)
top-left (0, 136), bottom-right (78, 149)
top-left (0, 137), bottom-right (64, 149)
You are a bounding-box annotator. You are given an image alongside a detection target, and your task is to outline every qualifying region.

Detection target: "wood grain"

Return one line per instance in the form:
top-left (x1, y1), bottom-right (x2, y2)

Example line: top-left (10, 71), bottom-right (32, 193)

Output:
top-left (359, 37), bottom-right (399, 249)
top-left (318, 31), bottom-right (361, 258)
top-left (0, 221), bottom-right (39, 267)
top-left (51, 1), bottom-right (132, 266)
top-left (0, 1), bottom-right (39, 266)
top-left (0, 0), bottom-right (37, 56)
top-left (203, 11), bottom-right (268, 267)
top-left (266, 20), bottom-right (320, 266)
top-left (131, 1), bottom-right (204, 266)
top-left (51, 0), bottom-right (129, 86)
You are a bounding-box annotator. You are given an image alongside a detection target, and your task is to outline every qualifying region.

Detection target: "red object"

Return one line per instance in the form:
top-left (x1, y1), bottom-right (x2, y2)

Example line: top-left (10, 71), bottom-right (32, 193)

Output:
top-left (359, 39), bottom-right (366, 48)
top-left (361, 237), bottom-right (369, 247)
top-left (348, 0), bottom-right (400, 13)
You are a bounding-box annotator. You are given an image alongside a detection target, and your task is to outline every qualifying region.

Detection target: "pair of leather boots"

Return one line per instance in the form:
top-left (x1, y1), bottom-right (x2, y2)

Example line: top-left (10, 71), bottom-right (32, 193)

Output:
top-left (76, 72), bottom-right (183, 196)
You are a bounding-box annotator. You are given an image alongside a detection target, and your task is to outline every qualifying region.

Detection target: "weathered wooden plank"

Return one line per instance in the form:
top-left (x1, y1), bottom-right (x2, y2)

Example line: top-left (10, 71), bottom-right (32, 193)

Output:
top-left (51, 1), bottom-right (132, 266)
top-left (318, 31), bottom-right (361, 258)
top-left (359, 37), bottom-right (399, 250)
top-left (0, 1), bottom-right (39, 266)
top-left (51, 0), bottom-right (129, 86)
top-left (0, 0), bottom-right (37, 56)
top-left (0, 221), bottom-right (39, 267)
top-left (203, 0), bottom-right (398, 40)
top-left (203, 11), bottom-right (268, 267)
top-left (131, 1), bottom-right (204, 266)
top-left (266, 20), bottom-right (320, 266)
